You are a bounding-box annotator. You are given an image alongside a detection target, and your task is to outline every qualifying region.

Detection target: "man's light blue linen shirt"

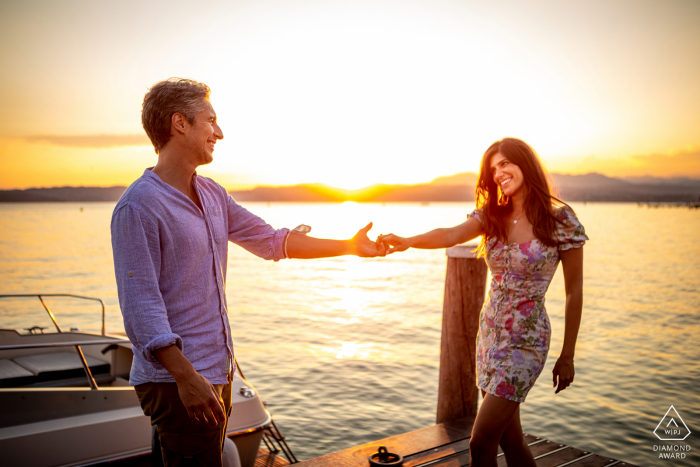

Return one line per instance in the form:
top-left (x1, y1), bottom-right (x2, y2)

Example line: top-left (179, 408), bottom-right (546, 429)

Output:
top-left (111, 169), bottom-right (289, 386)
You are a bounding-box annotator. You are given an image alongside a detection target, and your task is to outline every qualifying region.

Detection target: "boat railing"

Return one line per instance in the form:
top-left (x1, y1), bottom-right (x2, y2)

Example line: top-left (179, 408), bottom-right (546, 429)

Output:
top-left (0, 294), bottom-right (118, 390)
top-left (0, 339), bottom-right (131, 351)
top-left (0, 293), bottom-right (107, 335)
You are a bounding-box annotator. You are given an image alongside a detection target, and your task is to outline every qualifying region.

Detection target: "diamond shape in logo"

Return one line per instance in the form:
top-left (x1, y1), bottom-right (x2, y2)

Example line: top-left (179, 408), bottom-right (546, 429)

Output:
top-left (654, 405), bottom-right (691, 441)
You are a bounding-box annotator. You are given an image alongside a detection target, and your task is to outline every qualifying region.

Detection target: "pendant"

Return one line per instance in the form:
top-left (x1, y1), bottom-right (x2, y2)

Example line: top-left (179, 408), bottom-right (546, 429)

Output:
top-left (514, 219), bottom-right (518, 224)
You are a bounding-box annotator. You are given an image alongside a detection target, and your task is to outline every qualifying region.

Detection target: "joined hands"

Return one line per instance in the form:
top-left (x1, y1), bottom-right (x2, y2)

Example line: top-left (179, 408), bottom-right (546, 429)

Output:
top-left (352, 222), bottom-right (388, 257)
top-left (351, 224), bottom-right (413, 257)
top-left (376, 233), bottom-right (412, 254)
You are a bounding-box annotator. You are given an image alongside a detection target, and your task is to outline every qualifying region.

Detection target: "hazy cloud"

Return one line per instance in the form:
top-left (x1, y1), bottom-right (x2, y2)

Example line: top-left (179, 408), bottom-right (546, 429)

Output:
top-left (24, 134), bottom-right (151, 148)
top-left (617, 148), bottom-right (700, 178)
top-left (630, 148), bottom-right (700, 168)
top-left (558, 148), bottom-right (700, 178)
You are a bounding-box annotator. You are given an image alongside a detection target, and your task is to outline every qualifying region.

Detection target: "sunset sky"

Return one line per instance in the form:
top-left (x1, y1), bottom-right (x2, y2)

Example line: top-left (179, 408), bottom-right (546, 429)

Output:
top-left (1, 0), bottom-right (699, 190)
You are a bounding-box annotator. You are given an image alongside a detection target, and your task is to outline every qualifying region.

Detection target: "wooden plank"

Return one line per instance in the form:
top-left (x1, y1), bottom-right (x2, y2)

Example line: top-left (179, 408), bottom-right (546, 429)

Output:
top-left (295, 416), bottom-right (475, 467)
top-left (404, 433), bottom-right (543, 467)
top-left (402, 443), bottom-right (629, 467)
top-left (403, 438), bottom-right (469, 467)
top-left (528, 440), bottom-right (567, 458)
top-left (399, 450), bottom-right (637, 467)
top-left (535, 445), bottom-right (639, 467)
top-left (535, 446), bottom-right (590, 467)
top-left (255, 447), bottom-right (290, 467)
top-left (494, 440), bottom-right (562, 467)
top-left (564, 454), bottom-right (639, 467)
top-left (555, 453), bottom-right (619, 467)
top-left (421, 451), bottom-right (470, 467)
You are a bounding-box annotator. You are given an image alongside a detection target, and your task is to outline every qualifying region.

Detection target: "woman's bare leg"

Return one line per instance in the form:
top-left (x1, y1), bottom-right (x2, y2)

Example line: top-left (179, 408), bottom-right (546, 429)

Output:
top-left (499, 405), bottom-right (537, 467)
top-left (469, 391), bottom-right (520, 467)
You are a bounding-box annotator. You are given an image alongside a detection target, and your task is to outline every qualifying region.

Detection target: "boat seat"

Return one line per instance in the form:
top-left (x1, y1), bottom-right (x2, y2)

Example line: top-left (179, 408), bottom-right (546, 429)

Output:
top-left (0, 359), bottom-right (37, 387)
top-left (12, 352), bottom-right (111, 383)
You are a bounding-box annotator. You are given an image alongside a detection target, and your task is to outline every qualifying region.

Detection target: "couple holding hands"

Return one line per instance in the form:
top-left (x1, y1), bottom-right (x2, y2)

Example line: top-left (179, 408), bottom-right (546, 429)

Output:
top-left (112, 78), bottom-right (587, 467)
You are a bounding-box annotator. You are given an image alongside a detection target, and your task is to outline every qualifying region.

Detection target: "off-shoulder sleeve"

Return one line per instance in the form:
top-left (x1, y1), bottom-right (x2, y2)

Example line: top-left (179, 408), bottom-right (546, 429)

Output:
top-left (468, 208), bottom-right (484, 224)
top-left (555, 206), bottom-right (588, 251)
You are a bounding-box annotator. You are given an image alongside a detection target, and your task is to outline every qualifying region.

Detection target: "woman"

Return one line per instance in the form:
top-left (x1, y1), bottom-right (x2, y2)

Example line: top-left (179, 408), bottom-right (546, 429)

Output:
top-left (378, 138), bottom-right (587, 467)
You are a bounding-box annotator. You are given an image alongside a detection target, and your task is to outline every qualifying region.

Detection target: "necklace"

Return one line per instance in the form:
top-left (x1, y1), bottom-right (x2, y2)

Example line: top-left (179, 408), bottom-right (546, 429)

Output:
top-left (512, 212), bottom-right (526, 224)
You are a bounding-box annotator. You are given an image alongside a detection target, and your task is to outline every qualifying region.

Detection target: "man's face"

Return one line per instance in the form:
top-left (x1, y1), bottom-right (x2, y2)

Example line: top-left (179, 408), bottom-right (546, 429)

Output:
top-left (185, 102), bottom-right (224, 166)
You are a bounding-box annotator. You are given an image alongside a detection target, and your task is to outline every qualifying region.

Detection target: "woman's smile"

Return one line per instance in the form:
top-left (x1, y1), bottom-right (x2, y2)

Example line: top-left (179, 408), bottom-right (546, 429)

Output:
top-left (490, 152), bottom-right (524, 196)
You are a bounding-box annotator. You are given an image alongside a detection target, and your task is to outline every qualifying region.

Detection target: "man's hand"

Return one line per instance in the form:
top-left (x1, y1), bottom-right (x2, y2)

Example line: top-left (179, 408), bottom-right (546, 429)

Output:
top-left (376, 233), bottom-right (413, 254)
top-left (352, 222), bottom-right (387, 258)
top-left (152, 345), bottom-right (226, 426)
top-left (552, 355), bottom-right (575, 394)
top-left (176, 371), bottom-right (226, 426)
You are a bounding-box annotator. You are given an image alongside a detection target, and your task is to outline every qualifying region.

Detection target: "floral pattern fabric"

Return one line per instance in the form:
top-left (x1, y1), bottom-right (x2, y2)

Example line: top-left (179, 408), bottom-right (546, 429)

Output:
top-left (468, 206), bottom-right (588, 403)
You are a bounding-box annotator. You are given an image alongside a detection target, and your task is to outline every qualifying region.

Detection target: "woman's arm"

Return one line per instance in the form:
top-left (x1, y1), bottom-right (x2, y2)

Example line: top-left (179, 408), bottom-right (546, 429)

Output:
top-left (378, 217), bottom-right (483, 253)
top-left (552, 245), bottom-right (584, 394)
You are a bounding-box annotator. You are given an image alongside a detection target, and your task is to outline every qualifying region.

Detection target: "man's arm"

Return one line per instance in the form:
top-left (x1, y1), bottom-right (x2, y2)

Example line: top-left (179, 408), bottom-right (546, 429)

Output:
top-left (286, 222), bottom-right (386, 259)
top-left (111, 204), bottom-right (181, 363)
top-left (225, 194), bottom-right (385, 259)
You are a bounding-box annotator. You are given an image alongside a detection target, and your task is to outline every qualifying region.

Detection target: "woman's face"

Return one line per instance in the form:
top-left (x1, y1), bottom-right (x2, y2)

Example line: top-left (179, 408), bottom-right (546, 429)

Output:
top-left (490, 152), bottom-right (525, 197)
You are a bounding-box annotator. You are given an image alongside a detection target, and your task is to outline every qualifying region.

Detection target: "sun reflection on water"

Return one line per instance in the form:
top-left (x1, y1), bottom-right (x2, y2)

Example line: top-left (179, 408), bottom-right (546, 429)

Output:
top-left (327, 341), bottom-right (374, 360)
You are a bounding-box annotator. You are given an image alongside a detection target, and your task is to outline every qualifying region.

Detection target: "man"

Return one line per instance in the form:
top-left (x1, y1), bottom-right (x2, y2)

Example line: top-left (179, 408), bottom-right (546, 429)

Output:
top-left (111, 78), bottom-right (385, 466)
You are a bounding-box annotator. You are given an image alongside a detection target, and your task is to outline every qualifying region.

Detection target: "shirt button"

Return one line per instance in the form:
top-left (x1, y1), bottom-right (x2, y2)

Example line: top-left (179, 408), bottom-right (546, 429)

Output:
top-left (128, 272), bottom-right (133, 277)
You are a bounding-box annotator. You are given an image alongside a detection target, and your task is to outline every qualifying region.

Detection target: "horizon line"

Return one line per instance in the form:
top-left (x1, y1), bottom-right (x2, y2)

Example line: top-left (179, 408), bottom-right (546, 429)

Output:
top-left (3, 171), bottom-right (700, 192)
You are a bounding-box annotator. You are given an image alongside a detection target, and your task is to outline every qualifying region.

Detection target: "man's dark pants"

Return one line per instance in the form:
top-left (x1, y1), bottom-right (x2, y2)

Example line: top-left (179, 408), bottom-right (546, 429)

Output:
top-left (135, 382), bottom-right (233, 467)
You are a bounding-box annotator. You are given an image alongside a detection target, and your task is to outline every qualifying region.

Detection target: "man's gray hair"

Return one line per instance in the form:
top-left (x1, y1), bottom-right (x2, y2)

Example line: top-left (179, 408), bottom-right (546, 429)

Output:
top-left (141, 78), bottom-right (211, 154)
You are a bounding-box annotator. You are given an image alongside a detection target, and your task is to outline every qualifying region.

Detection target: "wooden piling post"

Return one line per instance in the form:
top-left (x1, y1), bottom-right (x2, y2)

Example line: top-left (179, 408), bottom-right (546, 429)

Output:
top-left (436, 244), bottom-right (488, 424)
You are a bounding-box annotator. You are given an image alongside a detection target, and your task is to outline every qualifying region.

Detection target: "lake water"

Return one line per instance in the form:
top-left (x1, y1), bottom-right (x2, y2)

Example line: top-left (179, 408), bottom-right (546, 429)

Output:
top-left (0, 202), bottom-right (699, 466)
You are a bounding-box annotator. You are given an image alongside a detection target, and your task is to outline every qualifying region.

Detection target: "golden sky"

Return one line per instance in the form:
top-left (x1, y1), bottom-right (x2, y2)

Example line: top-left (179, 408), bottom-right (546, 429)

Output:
top-left (1, 0), bottom-right (699, 190)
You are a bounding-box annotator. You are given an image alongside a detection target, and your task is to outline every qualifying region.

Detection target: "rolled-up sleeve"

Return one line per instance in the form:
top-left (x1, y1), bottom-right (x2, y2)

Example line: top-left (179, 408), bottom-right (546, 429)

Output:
top-left (226, 195), bottom-right (290, 261)
top-left (111, 203), bottom-right (183, 365)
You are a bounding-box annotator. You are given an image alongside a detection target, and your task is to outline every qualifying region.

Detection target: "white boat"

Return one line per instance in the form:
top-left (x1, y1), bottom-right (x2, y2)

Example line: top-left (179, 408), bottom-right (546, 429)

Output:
top-left (0, 294), bottom-right (295, 467)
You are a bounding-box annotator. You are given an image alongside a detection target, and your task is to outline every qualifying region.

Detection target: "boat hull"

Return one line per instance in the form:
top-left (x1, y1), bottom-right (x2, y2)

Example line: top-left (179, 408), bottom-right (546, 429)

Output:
top-left (0, 331), bottom-right (271, 467)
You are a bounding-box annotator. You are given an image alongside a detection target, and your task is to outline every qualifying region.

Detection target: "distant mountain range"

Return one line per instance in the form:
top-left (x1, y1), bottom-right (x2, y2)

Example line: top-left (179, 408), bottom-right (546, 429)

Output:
top-left (0, 186), bottom-right (128, 202)
top-left (1, 173), bottom-right (699, 203)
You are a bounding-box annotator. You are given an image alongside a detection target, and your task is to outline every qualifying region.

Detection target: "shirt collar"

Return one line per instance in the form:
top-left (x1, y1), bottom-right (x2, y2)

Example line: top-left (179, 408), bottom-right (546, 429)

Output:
top-left (143, 167), bottom-right (199, 185)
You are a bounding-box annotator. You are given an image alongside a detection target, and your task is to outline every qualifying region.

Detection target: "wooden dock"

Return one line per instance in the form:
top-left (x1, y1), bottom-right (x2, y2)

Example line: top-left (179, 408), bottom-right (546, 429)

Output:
top-left (256, 447), bottom-right (291, 467)
top-left (282, 416), bottom-right (638, 467)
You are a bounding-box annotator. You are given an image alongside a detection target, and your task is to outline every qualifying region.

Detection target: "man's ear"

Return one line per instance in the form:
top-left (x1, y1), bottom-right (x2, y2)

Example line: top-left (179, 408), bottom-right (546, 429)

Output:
top-left (171, 113), bottom-right (188, 136)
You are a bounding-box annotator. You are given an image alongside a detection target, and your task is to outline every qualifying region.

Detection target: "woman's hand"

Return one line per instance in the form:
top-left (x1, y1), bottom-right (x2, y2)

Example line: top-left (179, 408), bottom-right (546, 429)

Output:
top-left (377, 234), bottom-right (413, 254)
top-left (552, 356), bottom-right (575, 394)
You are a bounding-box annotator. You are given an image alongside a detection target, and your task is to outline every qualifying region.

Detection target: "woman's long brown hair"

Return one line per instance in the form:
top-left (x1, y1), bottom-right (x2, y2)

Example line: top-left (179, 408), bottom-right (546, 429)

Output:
top-left (475, 138), bottom-right (570, 256)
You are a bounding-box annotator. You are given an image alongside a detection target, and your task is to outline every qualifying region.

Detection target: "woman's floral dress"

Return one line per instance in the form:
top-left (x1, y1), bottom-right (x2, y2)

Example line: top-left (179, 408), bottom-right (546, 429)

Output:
top-left (469, 206), bottom-right (588, 403)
